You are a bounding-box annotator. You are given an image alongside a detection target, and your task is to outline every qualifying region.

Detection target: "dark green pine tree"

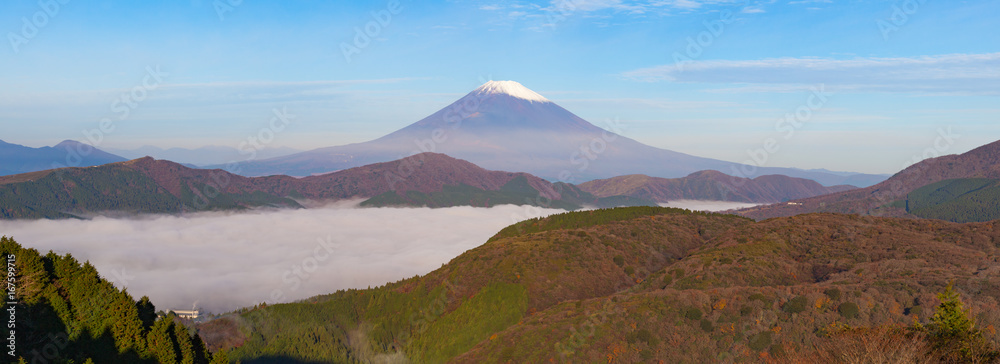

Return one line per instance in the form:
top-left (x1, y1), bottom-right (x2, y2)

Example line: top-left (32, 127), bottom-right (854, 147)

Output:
top-left (136, 296), bottom-right (158, 333)
top-left (927, 283), bottom-right (999, 362)
top-left (175, 320), bottom-right (197, 364)
top-left (148, 317), bottom-right (181, 364)
top-left (928, 284), bottom-right (976, 342)
top-left (209, 349), bottom-right (230, 364)
top-left (68, 261), bottom-right (104, 327)
top-left (191, 332), bottom-right (212, 364)
top-left (108, 290), bottom-right (147, 354)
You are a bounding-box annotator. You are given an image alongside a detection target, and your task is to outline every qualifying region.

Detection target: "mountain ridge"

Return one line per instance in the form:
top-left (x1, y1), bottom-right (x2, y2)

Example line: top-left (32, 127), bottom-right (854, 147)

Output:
top-left (579, 170), bottom-right (856, 203)
top-left (740, 139), bottom-right (1000, 220)
top-left (0, 153), bottom-right (656, 219)
top-left (0, 139), bottom-right (126, 176)
top-left (105, 145), bottom-right (302, 166)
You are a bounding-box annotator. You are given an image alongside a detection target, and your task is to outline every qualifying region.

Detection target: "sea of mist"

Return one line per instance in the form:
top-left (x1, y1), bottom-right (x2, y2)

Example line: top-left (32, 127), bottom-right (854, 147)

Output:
top-left (659, 200), bottom-right (760, 212)
top-left (0, 201), bottom-right (562, 313)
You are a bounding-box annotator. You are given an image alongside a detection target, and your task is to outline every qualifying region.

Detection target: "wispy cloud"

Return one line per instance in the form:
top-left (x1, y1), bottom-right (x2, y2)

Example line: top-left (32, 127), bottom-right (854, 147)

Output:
top-left (553, 0), bottom-right (632, 12)
top-left (556, 97), bottom-right (743, 110)
top-left (496, 0), bottom-right (759, 24)
top-left (621, 53), bottom-right (1000, 94)
top-left (165, 78), bottom-right (423, 89)
top-left (0, 78), bottom-right (428, 107)
top-left (632, 0), bottom-right (751, 12)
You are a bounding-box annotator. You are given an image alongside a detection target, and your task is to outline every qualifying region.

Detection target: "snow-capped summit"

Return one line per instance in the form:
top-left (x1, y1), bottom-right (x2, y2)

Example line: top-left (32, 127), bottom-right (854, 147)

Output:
top-left (469, 80), bottom-right (550, 103)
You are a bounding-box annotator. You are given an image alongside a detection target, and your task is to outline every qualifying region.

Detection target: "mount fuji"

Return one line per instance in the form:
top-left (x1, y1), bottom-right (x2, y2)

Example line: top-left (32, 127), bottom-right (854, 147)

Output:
top-left (221, 81), bottom-right (887, 187)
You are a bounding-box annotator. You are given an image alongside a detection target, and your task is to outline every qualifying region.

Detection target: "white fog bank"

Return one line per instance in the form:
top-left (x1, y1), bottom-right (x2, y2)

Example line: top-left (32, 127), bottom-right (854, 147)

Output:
top-left (0, 202), bottom-right (562, 313)
top-left (659, 200), bottom-right (761, 212)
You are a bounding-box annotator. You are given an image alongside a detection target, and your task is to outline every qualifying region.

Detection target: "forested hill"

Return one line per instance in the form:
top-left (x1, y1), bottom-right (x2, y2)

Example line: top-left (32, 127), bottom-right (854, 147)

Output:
top-left (0, 236), bottom-right (228, 363)
top-left (578, 170), bottom-right (855, 203)
top-left (740, 139), bottom-right (1000, 222)
top-left (0, 153), bottom-right (655, 220)
top-left (0, 158), bottom-right (302, 219)
top-left (196, 207), bottom-right (1000, 362)
top-left (899, 178), bottom-right (1000, 222)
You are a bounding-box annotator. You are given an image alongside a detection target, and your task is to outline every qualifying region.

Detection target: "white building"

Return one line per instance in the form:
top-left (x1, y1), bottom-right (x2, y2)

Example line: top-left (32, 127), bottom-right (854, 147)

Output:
top-left (172, 310), bottom-right (200, 319)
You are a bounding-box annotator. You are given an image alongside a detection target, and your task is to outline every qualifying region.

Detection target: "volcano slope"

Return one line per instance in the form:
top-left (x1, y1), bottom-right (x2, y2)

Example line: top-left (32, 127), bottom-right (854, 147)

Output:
top-left (224, 81), bottom-right (886, 187)
top-left (198, 207), bottom-right (1000, 363)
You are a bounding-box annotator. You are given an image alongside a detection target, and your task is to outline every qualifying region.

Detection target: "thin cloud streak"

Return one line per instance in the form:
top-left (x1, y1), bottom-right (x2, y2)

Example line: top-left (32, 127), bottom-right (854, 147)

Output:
top-left (1, 203), bottom-right (563, 313)
top-left (621, 53), bottom-right (1000, 94)
top-left (0, 77), bottom-right (428, 107)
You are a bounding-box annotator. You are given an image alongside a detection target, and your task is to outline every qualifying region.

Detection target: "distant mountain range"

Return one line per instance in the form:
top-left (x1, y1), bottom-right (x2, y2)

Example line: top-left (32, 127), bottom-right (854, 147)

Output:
top-left (0, 139), bottom-right (125, 176)
top-left (741, 139), bottom-right (1000, 222)
top-left (105, 145), bottom-right (302, 166)
top-left (0, 153), bottom-right (661, 219)
top-left (209, 81), bottom-right (889, 187)
top-left (578, 170), bottom-right (856, 204)
top-left (0, 151), bottom-right (857, 219)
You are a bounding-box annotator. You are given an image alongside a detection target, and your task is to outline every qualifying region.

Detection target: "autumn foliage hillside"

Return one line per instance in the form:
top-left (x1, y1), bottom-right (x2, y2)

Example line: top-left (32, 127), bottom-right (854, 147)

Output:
top-left (194, 207), bottom-right (1000, 363)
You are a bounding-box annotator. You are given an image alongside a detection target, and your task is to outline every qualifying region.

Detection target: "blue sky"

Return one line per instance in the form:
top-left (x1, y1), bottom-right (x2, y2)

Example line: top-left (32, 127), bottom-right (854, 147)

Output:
top-left (1, 0), bottom-right (998, 174)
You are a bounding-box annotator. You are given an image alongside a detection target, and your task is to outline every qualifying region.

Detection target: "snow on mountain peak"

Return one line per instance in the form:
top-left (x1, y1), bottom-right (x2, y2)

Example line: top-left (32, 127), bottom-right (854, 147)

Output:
top-left (471, 80), bottom-right (550, 103)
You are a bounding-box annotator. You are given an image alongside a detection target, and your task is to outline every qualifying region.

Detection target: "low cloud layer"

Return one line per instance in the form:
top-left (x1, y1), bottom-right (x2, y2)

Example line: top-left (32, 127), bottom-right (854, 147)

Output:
top-left (0, 202), bottom-right (562, 314)
top-left (660, 200), bottom-right (760, 212)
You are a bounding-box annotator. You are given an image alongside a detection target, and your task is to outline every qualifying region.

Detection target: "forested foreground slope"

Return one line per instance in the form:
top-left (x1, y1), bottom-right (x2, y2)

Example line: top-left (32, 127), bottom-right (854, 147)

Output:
top-left (197, 207), bottom-right (1000, 363)
top-left (0, 237), bottom-right (228, 364)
